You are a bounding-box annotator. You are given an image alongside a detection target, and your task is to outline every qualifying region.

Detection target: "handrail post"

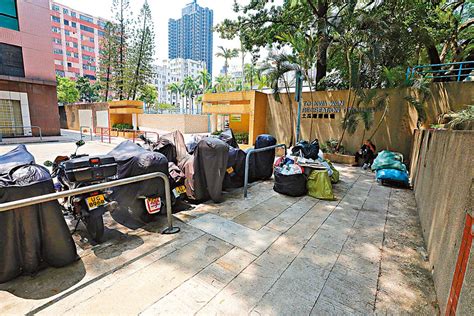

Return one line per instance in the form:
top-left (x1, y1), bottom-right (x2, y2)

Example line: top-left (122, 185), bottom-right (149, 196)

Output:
top-left (243, 143), bottom-right (287, 198)
top-left (457, 63), bottom-right (463, 82)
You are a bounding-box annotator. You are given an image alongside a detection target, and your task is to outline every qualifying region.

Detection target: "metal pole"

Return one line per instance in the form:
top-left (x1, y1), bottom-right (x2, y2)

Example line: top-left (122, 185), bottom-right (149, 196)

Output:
top-left (0, 172), bottom-right (180, 235)
top-left (243, 144), bottom-right (287, 198)
top-left (296, 98), bottom-right (302, 143)
top-left (457, 63), bottom-right (463, 82)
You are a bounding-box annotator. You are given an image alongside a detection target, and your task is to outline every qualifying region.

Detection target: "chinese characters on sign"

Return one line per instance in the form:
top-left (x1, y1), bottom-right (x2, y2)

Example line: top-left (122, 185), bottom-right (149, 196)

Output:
top-left (301, 100), bottom-right (345, 119)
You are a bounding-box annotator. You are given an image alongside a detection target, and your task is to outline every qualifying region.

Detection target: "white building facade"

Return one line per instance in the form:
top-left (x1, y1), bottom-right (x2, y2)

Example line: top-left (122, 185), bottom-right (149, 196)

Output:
top-left (153, 58), bottom-right (205, 112)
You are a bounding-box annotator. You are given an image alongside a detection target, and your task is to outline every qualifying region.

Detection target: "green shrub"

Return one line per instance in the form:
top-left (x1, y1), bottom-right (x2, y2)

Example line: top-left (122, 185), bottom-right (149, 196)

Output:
top-left (113, 123), bottom-right (133, 131)
top-left (235, 132), bottom-right (249, 144)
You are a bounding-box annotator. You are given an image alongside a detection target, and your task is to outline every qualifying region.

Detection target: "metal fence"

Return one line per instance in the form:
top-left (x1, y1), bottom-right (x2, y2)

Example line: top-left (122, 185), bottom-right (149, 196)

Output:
top-left (406, 61), bottom-right (474, 82)
top-left (0, 172), bottom-right (180, 235)
top-left (0, 125), bottom-right (42, 142)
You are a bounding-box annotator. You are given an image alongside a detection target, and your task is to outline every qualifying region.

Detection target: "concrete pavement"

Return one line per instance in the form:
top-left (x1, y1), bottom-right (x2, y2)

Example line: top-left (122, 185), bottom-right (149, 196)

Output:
top-left (0, 158), bottom-right (438, 315)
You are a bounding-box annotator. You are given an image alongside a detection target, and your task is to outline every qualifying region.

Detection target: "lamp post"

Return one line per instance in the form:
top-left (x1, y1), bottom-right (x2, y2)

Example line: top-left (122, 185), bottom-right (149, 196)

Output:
top-left (295, 70), bottom-right (304, 142)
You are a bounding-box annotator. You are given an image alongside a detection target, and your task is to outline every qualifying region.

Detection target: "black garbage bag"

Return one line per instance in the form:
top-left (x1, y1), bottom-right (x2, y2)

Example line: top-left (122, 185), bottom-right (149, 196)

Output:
top-left (108, 141), bottom-right (169, 224)
top-left (154, 137), bottom-right (178, 164)
top-left (0, 164), bottom-right (78, 284)
top-left (186, 134), bottom-right (205, 155)
top-left (273, 168), bottom-right (307, 197)
top-left (223, 147), bottom-right (247, 189)
top-left (249, 134), bottom-right (277, 182)
top-left (291, 139), bottom-right (320, 160)
top-left (193, 137), bottom-right (229, 203)
top-left (0, 144), bottom-right (35, 175)
top-left (218, 129), bottom-right (239, 149)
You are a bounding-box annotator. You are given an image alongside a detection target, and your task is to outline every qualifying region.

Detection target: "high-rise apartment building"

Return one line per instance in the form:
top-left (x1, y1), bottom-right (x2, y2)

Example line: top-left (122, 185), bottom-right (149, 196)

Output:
top-left (50, 1), bottom-right (106, 80)
top-left (0, 0), bottom-right (61, 136)
top-left (154, 58), bottom-right (205, 111)
top-left (168, 0), bottom-right (213, 75)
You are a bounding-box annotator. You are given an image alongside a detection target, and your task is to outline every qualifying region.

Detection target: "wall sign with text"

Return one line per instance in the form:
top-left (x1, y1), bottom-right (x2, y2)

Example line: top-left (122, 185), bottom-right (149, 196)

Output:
top-left (301, 100), bottom-right (345, 119)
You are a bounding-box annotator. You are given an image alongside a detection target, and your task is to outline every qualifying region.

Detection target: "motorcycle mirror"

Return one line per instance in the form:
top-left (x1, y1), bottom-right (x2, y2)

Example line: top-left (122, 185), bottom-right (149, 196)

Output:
top-left (44, 160), bottom-right (53, 167)
top-left (76, 140), bottom-right (85, 147)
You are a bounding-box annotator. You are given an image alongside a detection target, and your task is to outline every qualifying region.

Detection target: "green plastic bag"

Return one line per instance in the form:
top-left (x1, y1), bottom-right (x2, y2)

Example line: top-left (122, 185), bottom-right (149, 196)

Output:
top-left (371, 150), bottom-right (407, 172)
top-left (307, 170), bottom-right (336, 200)
top-left (325, 159), bottom-right (340, 184)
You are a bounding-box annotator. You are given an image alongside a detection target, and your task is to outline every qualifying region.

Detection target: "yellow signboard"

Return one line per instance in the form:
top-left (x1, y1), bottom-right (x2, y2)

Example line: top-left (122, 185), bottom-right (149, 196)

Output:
top-left (230, 114), bottom-right (242, 122)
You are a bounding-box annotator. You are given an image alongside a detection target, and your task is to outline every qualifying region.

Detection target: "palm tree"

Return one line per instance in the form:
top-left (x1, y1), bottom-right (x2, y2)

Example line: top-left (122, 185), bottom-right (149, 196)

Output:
top-left (215, 46), bottom-right (239, 76)
top-left (213, 75), bottom-right (232, 93)
top-left (261, 52), bottom-right (300, 146)
top-left (183, 76), bottom-right (199, 114)
top-left (167, 82), bottom-right (181, 108)
top-left (198, 69), bottom-right (212, 93)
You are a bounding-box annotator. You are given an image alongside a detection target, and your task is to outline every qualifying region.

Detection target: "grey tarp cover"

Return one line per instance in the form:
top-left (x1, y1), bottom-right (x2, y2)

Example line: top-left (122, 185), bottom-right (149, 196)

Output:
top-left (0, 145), bottom-right (78, 284)
top-left (108, 141), bottom-right (169, 224)
top-left (181, 137), bottom-right (229, 203)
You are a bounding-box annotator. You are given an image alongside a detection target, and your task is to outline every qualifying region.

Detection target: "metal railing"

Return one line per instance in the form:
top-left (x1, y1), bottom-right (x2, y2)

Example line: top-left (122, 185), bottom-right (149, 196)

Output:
top-left (243, 144), bottom-right (287, 198)
top-left (406, 61), bottom-right (474, 82)
top-left (0, 125), bottom-right (42, 142)
top-left (0, 172), bottom-right (180, 235)
top-left (80, 126), bottom-right (93, 141)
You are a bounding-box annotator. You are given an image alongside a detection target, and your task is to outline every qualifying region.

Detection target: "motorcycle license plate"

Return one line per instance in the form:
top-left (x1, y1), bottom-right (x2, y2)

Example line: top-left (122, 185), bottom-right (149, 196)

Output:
top-left (173, 185), bottom-right (186, 197)
top-left (145, 197), bottom-right (161, 214)
top-left (86, 194), bottom-right (106, 210)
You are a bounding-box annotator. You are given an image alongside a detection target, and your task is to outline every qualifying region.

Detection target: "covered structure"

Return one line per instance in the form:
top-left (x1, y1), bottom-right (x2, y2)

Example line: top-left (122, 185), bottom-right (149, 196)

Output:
top-left (202, 91), bottom-right (268, 146)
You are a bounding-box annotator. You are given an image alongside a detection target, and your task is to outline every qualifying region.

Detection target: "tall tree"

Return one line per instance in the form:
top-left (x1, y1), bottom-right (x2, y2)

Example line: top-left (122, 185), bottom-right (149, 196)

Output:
top-left (183, 76), bottom-right (199, 114)
top-left (139, 84), bottom-right (158, 112)
top-left (97, 21), bottom-right (117, 101)
top-left (76, 76), bottom-right (100, 103)
top-left (215, 46), bottom-right (239, 76)
top-left (111, 0), bottom-right (131, 100)
top-left (128, 0), bottom-right (155, 100)
top-left (57, 76), bottom-right (79, 104)
top-left (167, 82), bottom-right (181, 107)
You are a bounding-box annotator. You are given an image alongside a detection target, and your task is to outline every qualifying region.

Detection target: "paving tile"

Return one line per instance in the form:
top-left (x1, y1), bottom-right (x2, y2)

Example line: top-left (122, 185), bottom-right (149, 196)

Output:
top-left (141, 248), bottom-right (256, 315)
top-left (311, 297), bottom-right (365, 315)
top-left (188, 213), bottom-right (281, 256)
top-left (265, 196), bottom-right (320, 233)
top-left (60, 235), bottom-right (233, 315)
top-left (233, 194), bottom-right (299, 230)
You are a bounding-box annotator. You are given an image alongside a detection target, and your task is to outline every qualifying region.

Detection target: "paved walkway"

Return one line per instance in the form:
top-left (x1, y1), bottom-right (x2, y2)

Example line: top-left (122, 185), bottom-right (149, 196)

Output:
top-left (0, 165), bottom-right (438, 315)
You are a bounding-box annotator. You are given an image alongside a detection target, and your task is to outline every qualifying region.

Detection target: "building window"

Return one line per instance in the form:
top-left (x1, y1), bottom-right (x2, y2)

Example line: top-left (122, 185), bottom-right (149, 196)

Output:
top-left (0, 99), bottom-right (23, 136)
top-left (63, 8), bottom-right (69, 15)
top-left (98, 30), bottom-right (104, 37)
top-left (0, 43), bottom-right (25, 77)
top-left (64, 19), bottom-right (70, 26)
top-left (52, 4), bottom-right (60, 11)
top-left (71, 21), bottom-right (76, 27)
top-left (71, 11), bottom-right (76, 17)
top-left (67, 62), bottom-right (72, 68)
top-left (52, 38), bottom-right (62, 44)
top-left (64, 30), bottom-right (70, 36)
top-left (79, 14), bottom-right (93, 23)
top-left (52, 26), bottom-right (60, 33)
top-left (73, 53), bottom-right (79, 58)
top-left (56, 70), bottom-right (65, 77)
top-left (80, 24), bottom-right (94, 33)
top-left (52, 16), bottom-right (60, 23)
top-left (98, 21), bottom-right (106, 29)
top-left (0, 0), bottom-right (19, 31)
top-left (53, 48), bottom-right (63, 55)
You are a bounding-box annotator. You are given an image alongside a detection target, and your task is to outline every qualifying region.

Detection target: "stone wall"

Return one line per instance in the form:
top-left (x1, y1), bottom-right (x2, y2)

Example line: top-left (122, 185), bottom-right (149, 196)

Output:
top-left (266, 82), bottom-right (473, 161)
top-left (137, 114), bottom-right (209, 134)
top-left (410, 129), bottom-right (473, 315)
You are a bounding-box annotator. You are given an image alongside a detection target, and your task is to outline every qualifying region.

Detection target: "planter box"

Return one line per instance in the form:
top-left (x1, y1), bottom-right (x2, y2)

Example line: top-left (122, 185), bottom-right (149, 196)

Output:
top-left (324, 153), bottom-right (356, 165)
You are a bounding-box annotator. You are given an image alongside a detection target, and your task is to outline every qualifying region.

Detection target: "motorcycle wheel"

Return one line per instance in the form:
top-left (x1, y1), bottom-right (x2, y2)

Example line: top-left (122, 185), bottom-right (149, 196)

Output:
top-left (83, 209), bottom-right (105, 243)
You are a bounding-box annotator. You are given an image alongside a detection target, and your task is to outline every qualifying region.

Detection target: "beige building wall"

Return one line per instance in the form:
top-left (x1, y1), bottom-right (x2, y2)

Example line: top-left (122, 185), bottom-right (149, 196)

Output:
top-left (410, 129), bottom-right (473, 315)
top-left (137, 114), bottom-right (209, 134)
top-left (266, 82), bottom-right (473, 160)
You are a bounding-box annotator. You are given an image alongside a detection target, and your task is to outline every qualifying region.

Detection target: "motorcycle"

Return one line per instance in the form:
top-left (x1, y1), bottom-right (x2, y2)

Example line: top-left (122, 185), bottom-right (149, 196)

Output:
top-left (44, 140), bottom-right (118, 243)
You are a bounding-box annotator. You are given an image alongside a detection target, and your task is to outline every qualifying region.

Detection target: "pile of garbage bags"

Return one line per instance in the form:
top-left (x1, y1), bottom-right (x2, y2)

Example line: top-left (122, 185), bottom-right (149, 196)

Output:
top-left (0, 145), bottom-right (78, 284)
top-left (371, 150), bottom-right (409, 187)
top-left (273, 139), bottom-right (339, 200)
